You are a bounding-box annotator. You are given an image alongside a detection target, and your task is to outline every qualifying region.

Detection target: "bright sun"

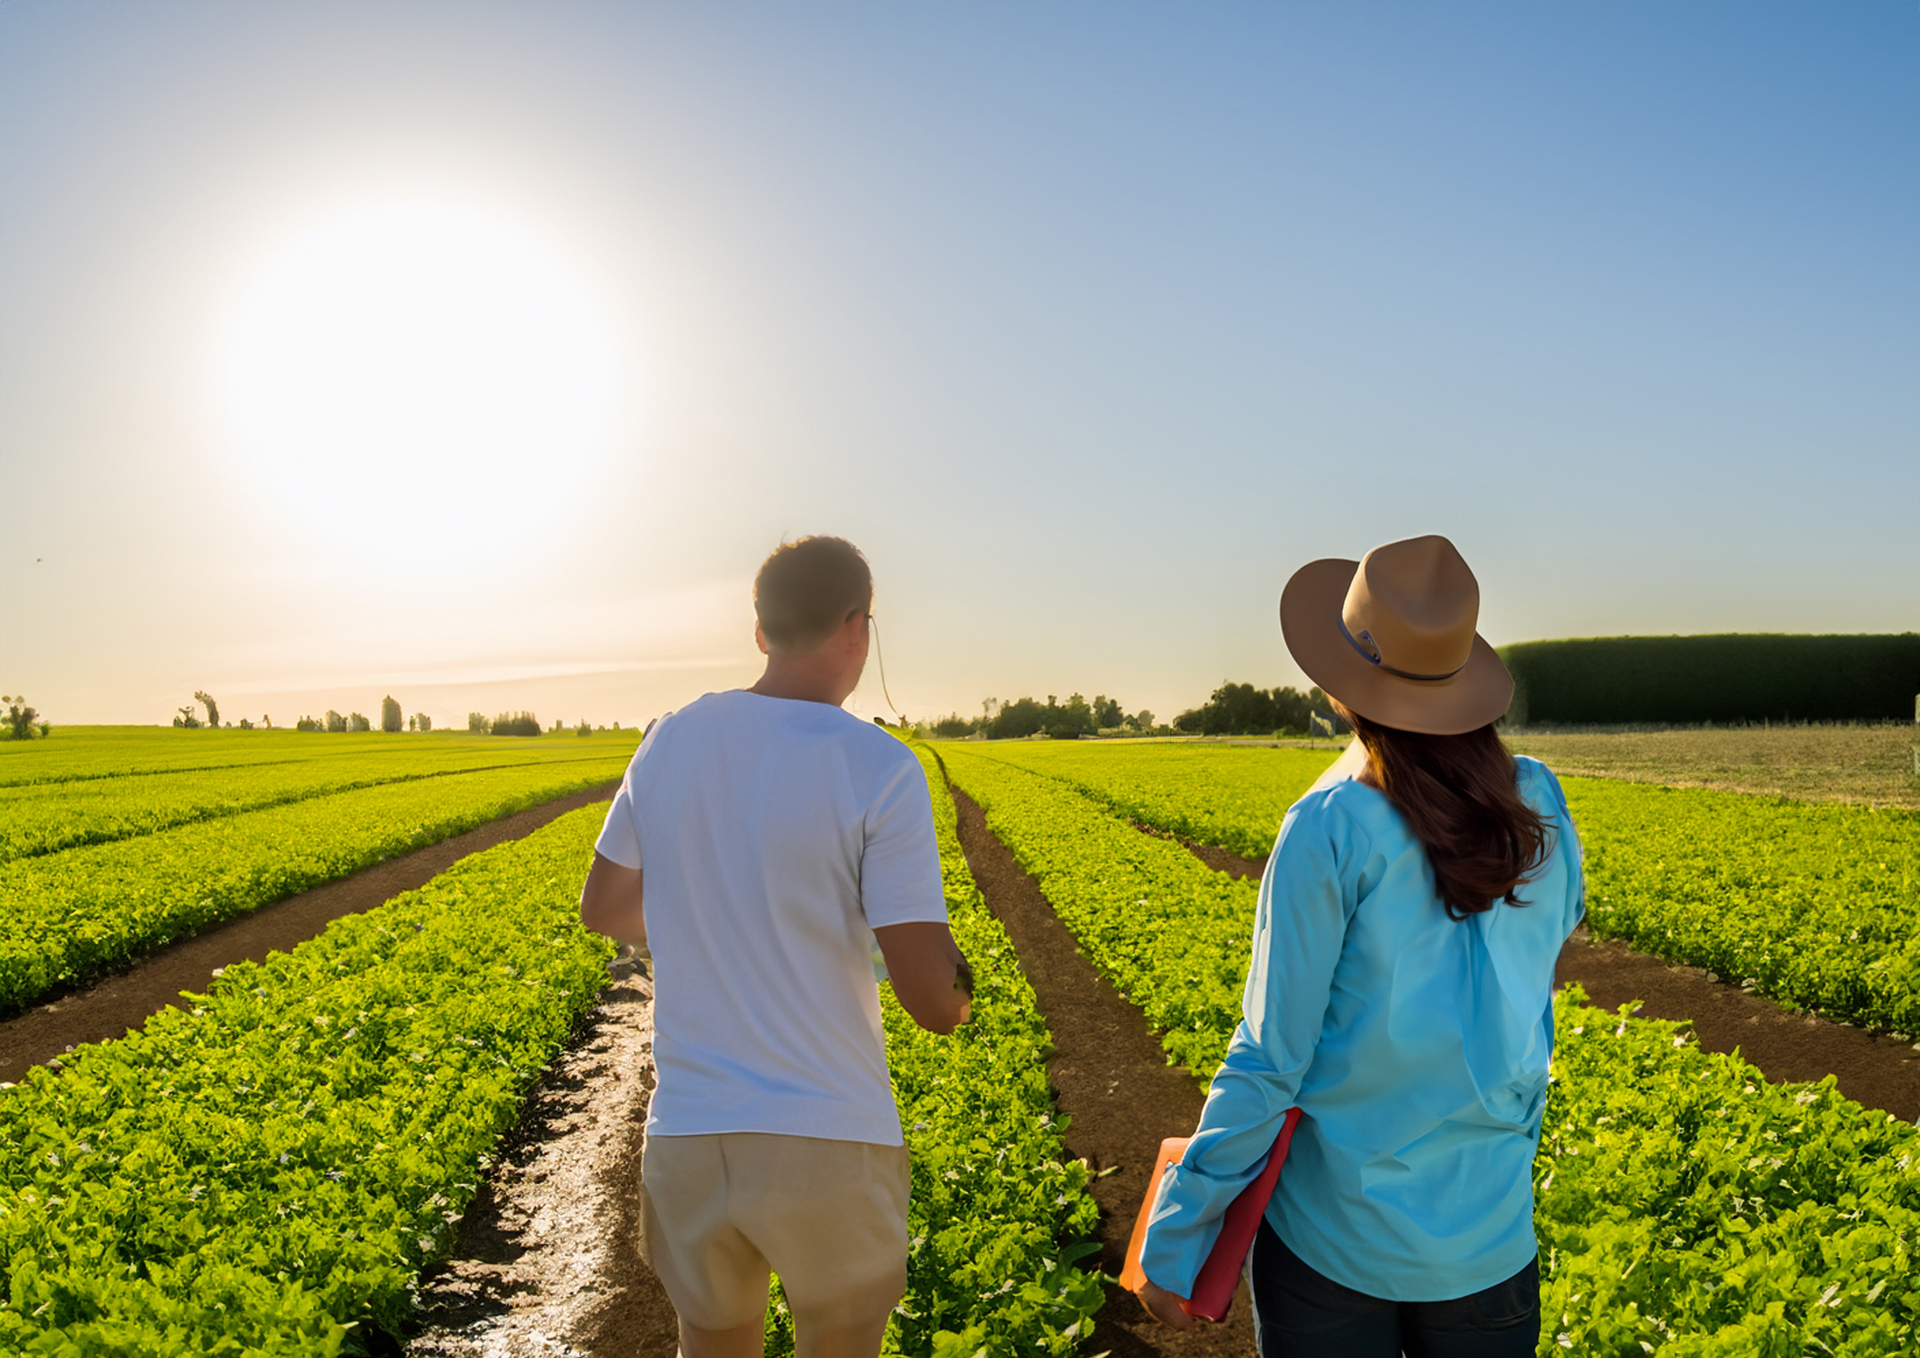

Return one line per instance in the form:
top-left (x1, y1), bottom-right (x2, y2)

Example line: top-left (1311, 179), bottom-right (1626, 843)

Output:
top-left (221, 201), bottom-right (620, 570)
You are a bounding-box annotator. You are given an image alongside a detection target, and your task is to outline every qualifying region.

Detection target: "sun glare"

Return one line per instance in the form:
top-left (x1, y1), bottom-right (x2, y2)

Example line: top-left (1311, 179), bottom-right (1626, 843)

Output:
top-left (220, 201), bottom-right (621, 571)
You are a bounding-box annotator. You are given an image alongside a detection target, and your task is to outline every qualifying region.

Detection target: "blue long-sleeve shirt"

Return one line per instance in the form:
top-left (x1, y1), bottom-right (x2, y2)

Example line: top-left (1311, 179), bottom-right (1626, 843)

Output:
top-left (1140, 753), bottom-right (1585, 1303)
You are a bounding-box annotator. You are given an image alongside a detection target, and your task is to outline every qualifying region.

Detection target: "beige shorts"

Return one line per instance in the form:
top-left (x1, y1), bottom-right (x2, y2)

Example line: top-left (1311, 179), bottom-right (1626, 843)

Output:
top-left (639, 1131), bottom-right (911, 1333)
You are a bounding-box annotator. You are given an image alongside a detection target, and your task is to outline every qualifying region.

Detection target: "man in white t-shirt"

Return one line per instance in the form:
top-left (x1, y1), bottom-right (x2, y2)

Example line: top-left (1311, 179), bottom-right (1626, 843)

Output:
top-left (579, 536), bottom-right (970, 1358)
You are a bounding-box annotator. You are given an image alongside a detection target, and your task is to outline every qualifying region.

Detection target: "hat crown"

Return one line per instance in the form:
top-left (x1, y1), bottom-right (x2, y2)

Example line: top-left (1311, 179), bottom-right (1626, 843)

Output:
top-left (1340, 536), bottom-right (1480, 680)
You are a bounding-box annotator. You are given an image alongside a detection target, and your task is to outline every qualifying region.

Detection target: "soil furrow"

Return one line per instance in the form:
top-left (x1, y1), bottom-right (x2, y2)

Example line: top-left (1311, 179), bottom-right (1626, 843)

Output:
top-left (401, 961), bottom-right (677, 1358)
top-left (0, 780), bottom-right (620, 1085)
top-left (1181, 840), bottom-right (1920, 1123)
top-left (950, 786), bottom-right (1256, 1357)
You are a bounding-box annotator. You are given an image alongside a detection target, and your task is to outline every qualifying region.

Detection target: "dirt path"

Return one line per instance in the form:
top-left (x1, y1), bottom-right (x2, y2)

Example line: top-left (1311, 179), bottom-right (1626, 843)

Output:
top-left (402, 961), bottom-right (678, 1358)
top-left (0, 781), bottom-right (619, 1085)
top-left (952, 788), bottom-right (1257, 1358)
top-left (1184, 841), bottom-right (1920, 1123)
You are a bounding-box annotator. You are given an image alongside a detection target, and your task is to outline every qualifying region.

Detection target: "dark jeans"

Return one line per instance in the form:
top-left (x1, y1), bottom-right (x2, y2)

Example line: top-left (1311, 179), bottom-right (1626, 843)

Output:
top-left (1248, 1220), bottom-right (1540, 1358)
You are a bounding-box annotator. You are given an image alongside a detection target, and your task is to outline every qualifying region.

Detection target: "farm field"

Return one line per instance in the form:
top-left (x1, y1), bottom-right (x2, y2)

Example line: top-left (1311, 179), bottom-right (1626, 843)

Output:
top-left (963, 738), bottom-right (1920, 1035)
top-left (0, 732), bottom-right (636, 1016)
top-left (957, 741), bottom-right (1336, 862)
top-left (0, 803), bottom-right (620, 1355)
top-left (8, 726), bottom-right (1914, 1354)
top-left (0, 737), bottom-right (1106, 1357)
top-left (0, 735), bottom-right (630, 861)
top-left (936, 743), bottom-right (1920, 1355)
top-left (1503, 724), bottom-right (1920, 810)
top-left (0, 725), bottom-right (644, 786)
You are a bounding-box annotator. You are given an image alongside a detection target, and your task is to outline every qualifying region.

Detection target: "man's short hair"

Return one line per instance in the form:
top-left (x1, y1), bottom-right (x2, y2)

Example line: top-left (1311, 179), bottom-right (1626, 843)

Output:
top-left (754, 536), bottom-right (873, 651)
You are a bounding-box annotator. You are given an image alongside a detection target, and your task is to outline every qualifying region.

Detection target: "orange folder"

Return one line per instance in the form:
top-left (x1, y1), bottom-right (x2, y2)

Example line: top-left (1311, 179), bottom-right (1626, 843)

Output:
top-left (1118, 1107), bottom-right (1302, 1323)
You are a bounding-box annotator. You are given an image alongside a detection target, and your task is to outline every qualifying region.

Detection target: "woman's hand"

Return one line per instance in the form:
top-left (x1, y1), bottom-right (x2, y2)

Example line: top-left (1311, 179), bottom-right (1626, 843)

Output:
top-left (1135, 1279), bottom-right (1197, 1330)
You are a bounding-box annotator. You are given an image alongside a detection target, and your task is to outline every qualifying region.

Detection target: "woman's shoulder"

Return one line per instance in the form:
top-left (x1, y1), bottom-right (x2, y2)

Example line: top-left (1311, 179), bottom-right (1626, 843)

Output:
top-left (1511, 754), bottom-right (1573, 818)
top-left (1288, 771), bottom-right (1397, 844)
top-left (1510, 753), bottom-right (1560, 787)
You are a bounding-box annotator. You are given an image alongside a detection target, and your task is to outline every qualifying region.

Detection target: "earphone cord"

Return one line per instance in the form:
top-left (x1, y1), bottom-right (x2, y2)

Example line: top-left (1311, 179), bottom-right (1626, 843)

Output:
top-left (869, 615), bottom-right (901, 718)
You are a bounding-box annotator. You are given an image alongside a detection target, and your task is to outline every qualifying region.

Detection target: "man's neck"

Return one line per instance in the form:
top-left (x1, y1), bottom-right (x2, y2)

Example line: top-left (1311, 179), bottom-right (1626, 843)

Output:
top-left (747, 659), bottom-right (851, 706)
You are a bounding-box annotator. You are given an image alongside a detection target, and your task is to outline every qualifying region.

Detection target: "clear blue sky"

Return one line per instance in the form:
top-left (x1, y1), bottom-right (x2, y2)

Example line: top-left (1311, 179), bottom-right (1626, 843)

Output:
top-left (2, 2), bottom-right (1914, 728)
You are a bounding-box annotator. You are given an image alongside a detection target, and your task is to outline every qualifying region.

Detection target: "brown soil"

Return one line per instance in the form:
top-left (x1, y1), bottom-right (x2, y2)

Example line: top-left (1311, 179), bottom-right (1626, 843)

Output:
top-left (403, 960), bottom-right (677, 1358)
top-left (951, 788), bottom-right (1257, 1358)
top-left (1185, 843), bottom-right (1920, 1124)
top-left (1555, 929), bottom-right (1920, 1123)
top-left (0, 781), bottom-right (619, 1086)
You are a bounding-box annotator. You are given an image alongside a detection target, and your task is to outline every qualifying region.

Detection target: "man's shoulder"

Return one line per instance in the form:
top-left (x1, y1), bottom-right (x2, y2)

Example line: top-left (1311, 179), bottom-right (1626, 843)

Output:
top-left (665, 692), bottom-right (918, 766)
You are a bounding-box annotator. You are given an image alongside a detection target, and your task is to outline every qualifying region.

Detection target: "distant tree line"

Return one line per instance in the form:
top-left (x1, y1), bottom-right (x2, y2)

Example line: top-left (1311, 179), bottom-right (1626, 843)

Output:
top-left (920, 681), bottom-right (1352, 741)
top-left (1172, 682), bottom-right (1346, 737)
top-left (926, 694), bottom-right (1157, 740)
top-left (1500, 634), bottom-right (1920, 725)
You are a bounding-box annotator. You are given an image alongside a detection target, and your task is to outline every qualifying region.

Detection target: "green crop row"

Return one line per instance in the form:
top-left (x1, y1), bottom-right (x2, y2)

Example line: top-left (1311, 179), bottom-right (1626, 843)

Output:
top-left (846, 742), bottom-right (1103, 1357)
top-left (1572, 781), bottom-right (1920, 1035)
top-left (940, 747), bottom-right (1920, 1355)
top-left (948, 742), bottom-right (1332, 863)
top-left (970, 741), bottom-right (1920, 1036)
top-left (0, 804), bottom-right (619, 1356)
top-left (0, 727), bottom-right (328, 788)
top-left (939, 746), bottom-right (1257, 1080)
top-left (0, 727), bottom-right (645, 790)
top-left (0, 758), bottom-right (626, 1017)
top-left (0, 747), bottom-right (632, 862)
top-left (1538, 990), bottom-right (1918, 1356)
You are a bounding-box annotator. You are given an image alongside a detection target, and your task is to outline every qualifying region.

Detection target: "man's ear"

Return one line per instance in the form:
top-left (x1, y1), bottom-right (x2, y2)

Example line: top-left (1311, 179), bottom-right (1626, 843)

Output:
top-left (754, 624), bottom-right (770, 656)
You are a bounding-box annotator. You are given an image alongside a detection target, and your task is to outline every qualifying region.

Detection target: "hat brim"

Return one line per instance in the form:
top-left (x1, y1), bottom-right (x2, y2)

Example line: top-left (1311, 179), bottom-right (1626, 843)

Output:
top-left (1279, 557), bottom-right (1514, 736)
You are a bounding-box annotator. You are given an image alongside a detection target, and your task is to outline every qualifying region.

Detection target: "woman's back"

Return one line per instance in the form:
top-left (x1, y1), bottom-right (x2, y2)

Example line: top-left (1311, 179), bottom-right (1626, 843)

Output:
top-left (1261, 754), bottom-right (1584, 1299)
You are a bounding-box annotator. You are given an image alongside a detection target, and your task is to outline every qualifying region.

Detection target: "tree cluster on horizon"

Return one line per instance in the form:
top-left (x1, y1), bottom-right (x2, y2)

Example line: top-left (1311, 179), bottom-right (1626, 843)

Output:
top-left (2, 694), bottom-right (49, 740)
top-left (925, 693), bottom-right (1156, 740)
top-left (1172, 681), bottom-right (1347, 737)
top-left (920, 680), bottom-right (1351, 741)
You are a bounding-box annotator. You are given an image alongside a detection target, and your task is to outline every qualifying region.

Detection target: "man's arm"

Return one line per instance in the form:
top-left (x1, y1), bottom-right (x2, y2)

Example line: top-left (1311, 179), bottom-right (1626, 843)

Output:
top-left (874, 921), bottom-right (971, 1035)
top-left (580, 852), bottom-right (646, 952)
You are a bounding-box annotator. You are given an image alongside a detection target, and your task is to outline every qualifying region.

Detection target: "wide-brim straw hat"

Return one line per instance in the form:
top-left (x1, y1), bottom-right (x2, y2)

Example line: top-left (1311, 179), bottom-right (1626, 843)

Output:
top-left (1279, 535), bottom-right (1513, 736)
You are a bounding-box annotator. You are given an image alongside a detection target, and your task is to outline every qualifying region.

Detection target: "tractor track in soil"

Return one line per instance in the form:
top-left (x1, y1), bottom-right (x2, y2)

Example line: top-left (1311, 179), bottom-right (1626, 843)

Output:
top-left (400, 962), bottom-right (675, 1358)
top-left (951, 787), bottom-right (1257, 1358)
top-left (0, 780), bottom-right (621, 1085)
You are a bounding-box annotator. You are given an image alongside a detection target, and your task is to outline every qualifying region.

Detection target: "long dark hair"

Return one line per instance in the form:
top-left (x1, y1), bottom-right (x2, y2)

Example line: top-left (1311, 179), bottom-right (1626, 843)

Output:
top-left (1330, 699), bottom-right (1552, 921)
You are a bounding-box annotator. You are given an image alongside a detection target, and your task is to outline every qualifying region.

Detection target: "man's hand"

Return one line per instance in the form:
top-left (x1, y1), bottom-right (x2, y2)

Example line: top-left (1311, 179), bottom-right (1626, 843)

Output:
top-left (873, 922), bottom-right (971, 1034)
top-left (580, 853), bottom-right (646, 952)
top-left (1135, 1278), bottom-right (1197, 1331)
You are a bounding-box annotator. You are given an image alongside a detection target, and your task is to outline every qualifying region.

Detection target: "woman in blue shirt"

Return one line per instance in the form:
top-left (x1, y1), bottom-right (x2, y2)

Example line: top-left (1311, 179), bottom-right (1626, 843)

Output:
top-left (1135, 536), bottom-right (1584, 1356)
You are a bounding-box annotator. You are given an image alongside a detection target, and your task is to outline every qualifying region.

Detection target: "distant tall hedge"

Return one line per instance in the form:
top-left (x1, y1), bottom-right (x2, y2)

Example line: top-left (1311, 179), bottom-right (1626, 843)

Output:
top-left (1499, 634), bottom-right (1920, 725)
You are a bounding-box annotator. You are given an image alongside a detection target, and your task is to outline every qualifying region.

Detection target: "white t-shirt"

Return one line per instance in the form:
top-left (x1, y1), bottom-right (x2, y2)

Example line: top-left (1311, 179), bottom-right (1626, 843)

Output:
top-left (594, 688), bottom-right (947, 1146)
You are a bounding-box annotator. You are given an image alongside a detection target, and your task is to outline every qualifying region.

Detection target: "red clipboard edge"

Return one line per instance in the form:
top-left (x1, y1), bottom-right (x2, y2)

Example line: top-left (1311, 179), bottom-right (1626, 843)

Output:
top-left (1117, 1107), bottom-right (1303, 1322)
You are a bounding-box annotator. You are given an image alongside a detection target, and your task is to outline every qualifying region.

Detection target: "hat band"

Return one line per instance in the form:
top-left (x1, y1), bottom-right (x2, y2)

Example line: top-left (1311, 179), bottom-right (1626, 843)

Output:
top-left (1339, 617), bottom-right (1468, 682)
